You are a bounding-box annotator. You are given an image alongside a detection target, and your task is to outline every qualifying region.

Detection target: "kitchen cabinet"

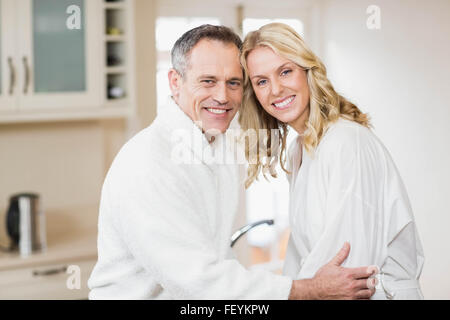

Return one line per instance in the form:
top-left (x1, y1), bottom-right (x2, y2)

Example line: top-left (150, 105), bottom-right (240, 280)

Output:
top-left (0, 0), bottom-right (136, 123)
top-left (0, 0), bottom-right (101, 111)
top-left (17, 0), bottom-right (102, 110)
top-left (0, 0), bottom-right (17, 111)
top-left (0, 259), bottom-right (96, 299)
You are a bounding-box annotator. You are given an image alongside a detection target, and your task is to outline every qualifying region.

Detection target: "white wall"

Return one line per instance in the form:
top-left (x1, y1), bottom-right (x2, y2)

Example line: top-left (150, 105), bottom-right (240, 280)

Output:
top-left (318, 0), bottom-right (450, 299)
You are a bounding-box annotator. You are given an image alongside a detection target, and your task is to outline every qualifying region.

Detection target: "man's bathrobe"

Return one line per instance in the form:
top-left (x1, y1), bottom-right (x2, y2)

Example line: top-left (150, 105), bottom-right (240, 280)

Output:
top-left (88, 98), bottom-right (292, 299)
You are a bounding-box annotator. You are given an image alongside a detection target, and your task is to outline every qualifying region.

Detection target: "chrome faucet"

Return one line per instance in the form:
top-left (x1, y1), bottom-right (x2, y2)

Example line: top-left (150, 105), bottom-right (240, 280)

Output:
top-left (230, 219), bottom-right (274, 248)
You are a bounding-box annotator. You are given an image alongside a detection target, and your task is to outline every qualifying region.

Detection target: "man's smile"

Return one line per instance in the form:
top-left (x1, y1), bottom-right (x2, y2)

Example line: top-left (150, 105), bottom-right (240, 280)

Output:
top-left (204, 107), bottom-right (232, 116)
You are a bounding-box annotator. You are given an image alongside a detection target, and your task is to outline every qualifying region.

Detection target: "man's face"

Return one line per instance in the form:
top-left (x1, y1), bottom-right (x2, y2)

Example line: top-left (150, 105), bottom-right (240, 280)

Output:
top-left (169, 39), bottom-right (243, 134)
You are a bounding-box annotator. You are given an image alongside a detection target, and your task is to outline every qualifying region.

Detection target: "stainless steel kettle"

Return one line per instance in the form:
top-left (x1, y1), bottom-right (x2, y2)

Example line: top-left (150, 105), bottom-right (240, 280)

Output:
top-left (6, 193), bottom-right (46, 256)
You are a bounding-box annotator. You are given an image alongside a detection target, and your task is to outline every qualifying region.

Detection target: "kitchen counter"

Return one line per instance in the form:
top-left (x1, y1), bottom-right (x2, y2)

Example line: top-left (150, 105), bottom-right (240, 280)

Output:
top-left (0, 205), bottom-right (99, 271)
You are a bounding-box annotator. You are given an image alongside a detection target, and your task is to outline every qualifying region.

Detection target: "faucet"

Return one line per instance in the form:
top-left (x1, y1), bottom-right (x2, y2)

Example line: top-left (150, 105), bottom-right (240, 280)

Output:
top-left (230, 219), bottom-right (274, 248)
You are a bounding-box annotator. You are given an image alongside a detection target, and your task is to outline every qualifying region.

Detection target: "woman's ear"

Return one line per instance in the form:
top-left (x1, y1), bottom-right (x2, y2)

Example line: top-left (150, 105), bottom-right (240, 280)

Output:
top-left (168, 68), bottom-right (182, 101)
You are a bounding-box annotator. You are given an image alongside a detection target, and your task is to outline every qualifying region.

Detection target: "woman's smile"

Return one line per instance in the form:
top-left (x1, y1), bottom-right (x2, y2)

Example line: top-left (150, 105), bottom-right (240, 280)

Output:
top-left (272, 95), bottom-right (296, 110)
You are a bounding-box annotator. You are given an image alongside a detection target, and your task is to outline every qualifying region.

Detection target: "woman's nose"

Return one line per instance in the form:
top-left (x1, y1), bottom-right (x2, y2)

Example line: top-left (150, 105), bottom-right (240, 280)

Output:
top-left (271, 80), bottom-right (282, 96)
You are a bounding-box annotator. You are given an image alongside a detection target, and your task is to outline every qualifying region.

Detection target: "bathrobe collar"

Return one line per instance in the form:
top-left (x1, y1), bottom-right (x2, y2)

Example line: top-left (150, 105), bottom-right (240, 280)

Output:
top-left (158, 97), bottom-right (224, 167)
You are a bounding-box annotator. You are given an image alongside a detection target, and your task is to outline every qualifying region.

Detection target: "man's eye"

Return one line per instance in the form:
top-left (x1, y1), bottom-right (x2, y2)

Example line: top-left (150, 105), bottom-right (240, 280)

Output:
top-left (201, 80), bottom-right (214, 84)
top-left (228, 81), bottom-right (241, 87)
top-left (281, 69), bottom-right (292, 76)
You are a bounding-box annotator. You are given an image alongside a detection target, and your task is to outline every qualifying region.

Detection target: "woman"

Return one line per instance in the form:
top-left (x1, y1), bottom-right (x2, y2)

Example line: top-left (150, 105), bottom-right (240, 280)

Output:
top-left (239, 23), bottom-right (424, 299)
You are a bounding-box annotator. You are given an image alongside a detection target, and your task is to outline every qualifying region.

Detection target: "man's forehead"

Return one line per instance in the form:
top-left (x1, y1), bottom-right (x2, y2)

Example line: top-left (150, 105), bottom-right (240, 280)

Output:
top-left (191, 61), bottom-right (242, 72)
top-left (186, 65), bottom-right (243, 81)
top-left (186, 45), bottom-right (243, 79)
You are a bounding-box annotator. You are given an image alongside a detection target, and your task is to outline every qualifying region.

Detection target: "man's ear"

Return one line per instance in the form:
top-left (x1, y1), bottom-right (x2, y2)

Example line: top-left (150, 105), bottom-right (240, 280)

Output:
top-left (168, 68), bottom-right (182, 101)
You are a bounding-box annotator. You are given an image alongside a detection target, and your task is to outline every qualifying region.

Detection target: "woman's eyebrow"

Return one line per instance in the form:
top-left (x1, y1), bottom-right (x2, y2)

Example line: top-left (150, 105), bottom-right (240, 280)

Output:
top-left (277, 62), bottom-right (294, 72)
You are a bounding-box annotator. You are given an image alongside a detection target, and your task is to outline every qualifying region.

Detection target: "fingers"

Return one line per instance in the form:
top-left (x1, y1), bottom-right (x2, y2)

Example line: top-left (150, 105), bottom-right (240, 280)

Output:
top-left (330, 242), bottom-right (350, 266)
top-left (352, 278), bottom-right (378, 290)
top-left (366, 277), bottom-right (378, 289)
top-left (356, 288), bottom-right (376, 300)
top-left (367, 265), bottom-right (380, 276)
top-left (348, 265), bottom-right (379, 279)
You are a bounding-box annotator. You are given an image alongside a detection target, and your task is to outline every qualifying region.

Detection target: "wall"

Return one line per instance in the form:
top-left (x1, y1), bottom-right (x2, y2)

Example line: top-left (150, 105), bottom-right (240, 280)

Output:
top-left (318, 0), bottom-right (450, 299)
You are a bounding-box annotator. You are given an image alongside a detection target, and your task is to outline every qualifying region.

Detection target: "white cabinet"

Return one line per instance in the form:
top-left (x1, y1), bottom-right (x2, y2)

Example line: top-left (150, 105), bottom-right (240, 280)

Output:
top-left (0, 0), bottom-right (136, 123)
top-left (1, 0), bottom-right (101, 111)
top-left (17, 0), bottom-right (102, 110)
top-left (0, 0), bottom-right (17, 111)
top-left (0, 258), bottom-right (96, 300)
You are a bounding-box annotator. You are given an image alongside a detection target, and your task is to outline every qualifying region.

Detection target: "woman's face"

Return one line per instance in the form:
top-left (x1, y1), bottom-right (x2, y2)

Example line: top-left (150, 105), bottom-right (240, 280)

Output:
top-left (246, 46), bottom-right (310, 132)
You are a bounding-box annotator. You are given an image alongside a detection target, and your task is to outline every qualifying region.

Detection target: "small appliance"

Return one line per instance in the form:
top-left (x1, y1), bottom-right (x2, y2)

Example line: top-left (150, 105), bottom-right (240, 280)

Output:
top-left (6, 193), bottom-right (46, 257)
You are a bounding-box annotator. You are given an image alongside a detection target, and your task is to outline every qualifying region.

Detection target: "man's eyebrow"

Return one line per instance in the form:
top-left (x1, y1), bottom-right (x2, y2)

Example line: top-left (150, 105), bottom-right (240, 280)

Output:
top-left (250, 62), bottom-right (294, 80)
top-left (228, 76), bottom-right (243, 82)
top-left (197, 75), bottom-right (217, 80)
top-left (196, 75), bottom-right (243, 82)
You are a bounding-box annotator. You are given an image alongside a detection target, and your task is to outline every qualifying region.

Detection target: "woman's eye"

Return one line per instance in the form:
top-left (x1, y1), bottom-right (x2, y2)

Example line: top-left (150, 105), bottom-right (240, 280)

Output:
top-left (281, 69), bottom-right (292, 76)
top-left (202, 80), bottom-right (214, 84)
top-left (256, 79), bottom-right (267, 86)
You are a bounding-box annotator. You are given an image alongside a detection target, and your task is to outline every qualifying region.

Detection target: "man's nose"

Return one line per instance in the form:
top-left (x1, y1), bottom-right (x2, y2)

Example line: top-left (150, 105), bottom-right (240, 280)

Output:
top-left (213, 82), bottom-right (228, 105)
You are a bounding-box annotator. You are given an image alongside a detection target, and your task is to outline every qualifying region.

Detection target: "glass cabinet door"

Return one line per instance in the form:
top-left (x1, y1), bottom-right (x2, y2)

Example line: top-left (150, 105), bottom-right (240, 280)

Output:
top-left (32, 0), bottom-right (86, 93)
top-left (18, 0), bottom-right (101, 109)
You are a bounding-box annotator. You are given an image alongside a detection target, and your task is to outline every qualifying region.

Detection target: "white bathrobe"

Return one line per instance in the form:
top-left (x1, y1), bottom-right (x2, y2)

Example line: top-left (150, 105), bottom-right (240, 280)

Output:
top-left (282, 118), bottom-right (425, 299)
top-left (88, 98), bottom-right (292, 299)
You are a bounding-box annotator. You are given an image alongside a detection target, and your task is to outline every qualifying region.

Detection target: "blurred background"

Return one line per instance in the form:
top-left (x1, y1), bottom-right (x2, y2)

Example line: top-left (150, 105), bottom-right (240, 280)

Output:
top-left (0, 0), bottom-right (449, 299)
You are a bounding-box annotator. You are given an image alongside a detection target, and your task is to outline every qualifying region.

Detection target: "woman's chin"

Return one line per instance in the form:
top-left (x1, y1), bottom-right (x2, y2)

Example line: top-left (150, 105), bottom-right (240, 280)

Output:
top-left (269, 106), bottom-right (308, 128)
top-left (271, 113), bottom-right (296, 124)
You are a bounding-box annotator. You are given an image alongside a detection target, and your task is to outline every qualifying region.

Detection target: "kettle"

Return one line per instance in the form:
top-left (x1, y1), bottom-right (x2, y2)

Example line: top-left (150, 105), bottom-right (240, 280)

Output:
top-left (6, 193), bottom-right (46, 257)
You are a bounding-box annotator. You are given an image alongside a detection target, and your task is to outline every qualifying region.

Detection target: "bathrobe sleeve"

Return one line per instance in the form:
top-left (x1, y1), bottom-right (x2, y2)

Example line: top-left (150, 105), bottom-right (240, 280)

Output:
top-left (107, 158), bottom-right (292, 300)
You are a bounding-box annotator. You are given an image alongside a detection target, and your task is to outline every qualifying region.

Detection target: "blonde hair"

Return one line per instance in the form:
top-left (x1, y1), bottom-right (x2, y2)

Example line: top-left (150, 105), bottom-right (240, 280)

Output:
top-left (239, 23), bottom-right (371, 188)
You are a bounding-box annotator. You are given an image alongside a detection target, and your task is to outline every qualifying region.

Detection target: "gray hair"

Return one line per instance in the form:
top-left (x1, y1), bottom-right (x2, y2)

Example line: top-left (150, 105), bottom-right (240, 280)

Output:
top-left (171, 24), bottom-right (242, 78)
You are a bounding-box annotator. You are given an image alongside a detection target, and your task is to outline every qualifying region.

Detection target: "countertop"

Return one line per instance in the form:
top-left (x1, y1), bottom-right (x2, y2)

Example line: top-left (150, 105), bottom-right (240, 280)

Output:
top-left (0, 205), bottom-right (99, 271)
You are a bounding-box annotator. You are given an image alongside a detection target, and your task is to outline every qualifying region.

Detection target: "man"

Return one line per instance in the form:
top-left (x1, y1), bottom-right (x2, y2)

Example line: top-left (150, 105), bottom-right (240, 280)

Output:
top-left (88, 25), bottom-right (377, 299)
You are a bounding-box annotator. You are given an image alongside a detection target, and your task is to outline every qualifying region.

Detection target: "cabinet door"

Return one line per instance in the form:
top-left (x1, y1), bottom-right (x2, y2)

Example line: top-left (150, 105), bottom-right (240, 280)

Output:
top-left (0, 0), bottom-right (18, 111)
top-left (0, 259), bottom-right (96, 299)
top-left (17, 0), bottom-right (102, 110)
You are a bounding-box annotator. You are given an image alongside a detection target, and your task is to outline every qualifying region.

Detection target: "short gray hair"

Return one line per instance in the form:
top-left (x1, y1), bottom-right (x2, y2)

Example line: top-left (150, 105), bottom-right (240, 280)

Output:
top-left (171, 24), bottom-right (242, 77)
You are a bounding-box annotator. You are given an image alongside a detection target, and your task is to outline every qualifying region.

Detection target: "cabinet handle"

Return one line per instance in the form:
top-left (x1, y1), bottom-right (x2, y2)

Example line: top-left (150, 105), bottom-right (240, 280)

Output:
top-left (23, 56), bottom-right (30, 94)
top-left (8, 57), bottom-right (15, 95)
top-left (32, 265), bottom-right (68, 277)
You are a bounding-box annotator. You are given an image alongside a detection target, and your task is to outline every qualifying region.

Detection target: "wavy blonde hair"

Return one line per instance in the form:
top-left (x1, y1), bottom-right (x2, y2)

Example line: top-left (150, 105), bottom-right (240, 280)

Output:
top-left (239, 23), bottom-right (371, 188)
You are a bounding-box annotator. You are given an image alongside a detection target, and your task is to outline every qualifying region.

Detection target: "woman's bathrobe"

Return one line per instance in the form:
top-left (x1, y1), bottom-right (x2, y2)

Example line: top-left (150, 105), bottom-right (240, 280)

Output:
top-left (88, 98), bottom-right (292, 299)
top-left (283, 118), bottom-right (425, 299)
